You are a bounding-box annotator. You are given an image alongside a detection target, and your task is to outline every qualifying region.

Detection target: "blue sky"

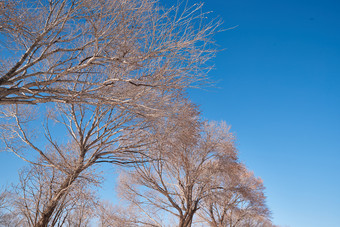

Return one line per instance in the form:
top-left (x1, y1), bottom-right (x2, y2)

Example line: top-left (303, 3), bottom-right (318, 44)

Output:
top-left (189, 0), bottom-right (340, 226)
top-left (0, 0), bottom-right (339, 226)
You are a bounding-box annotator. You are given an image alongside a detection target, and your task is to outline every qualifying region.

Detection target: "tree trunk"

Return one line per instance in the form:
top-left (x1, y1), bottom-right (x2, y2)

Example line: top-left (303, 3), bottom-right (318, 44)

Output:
top-left (35, 170), bottom-right (81, 227)
top-left (178, 210), bottom-right (195, 227)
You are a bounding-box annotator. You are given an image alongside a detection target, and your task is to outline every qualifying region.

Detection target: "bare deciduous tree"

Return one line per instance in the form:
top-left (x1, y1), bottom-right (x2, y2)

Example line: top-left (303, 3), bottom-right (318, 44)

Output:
top-left (0, 0), bottom-right (218, 105)
top-left (118, 121), bottom-right (244, 227)
top-left (198, 166), bottom-right (273, 227)
top-left (11, 163), bottom-right (98, 227)
top-left (0, 102), bottom-right (139, 226)
top-left (1, 94), bottom-right (196, 226)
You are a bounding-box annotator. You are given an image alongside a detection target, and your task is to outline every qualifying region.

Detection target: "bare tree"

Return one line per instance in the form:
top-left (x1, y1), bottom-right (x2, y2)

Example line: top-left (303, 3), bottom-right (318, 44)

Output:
top-left (0, 0), bottom-right (218, 105)
top-left (10, 163), bottom-right (98, 227)
top-left (198, 166), bottom-right (273, 227)
top-left (0, 102), bottom-right (139, 226)
top-left (117, 121), bottom-right (244, 227)
top-left (1, 93), bottom-right (197, 226)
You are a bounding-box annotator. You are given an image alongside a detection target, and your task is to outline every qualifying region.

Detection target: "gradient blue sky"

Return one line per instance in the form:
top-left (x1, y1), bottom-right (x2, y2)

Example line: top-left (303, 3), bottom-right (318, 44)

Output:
top-left (1, 0), bottom-right (339, 226)
top-left (189, 0), bottom-right (340, 226)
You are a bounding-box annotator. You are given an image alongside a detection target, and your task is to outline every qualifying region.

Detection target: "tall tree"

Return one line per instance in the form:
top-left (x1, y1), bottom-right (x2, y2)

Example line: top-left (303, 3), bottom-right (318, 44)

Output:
top-left (0, 101), bottom-right (144, 226)
top-left (118, 121), bottom-right (245, 227)
top-left (198, 166), bottom-right (273, 227)
top-left (11, 163), bottom-right (98, 227)
top-left (1, 96), bottom-right (196, 226)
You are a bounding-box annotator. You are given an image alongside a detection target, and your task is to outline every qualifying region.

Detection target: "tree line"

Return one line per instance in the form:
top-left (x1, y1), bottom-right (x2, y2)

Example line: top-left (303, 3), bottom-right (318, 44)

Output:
top-left (0, 0), bottom-right (275, 226)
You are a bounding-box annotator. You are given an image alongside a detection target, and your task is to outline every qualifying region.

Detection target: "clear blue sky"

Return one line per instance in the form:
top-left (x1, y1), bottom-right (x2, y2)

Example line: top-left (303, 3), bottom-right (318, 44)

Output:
top-left (1, 1), bottom-right (339, 226)
top-left (189, 0), bottom-right (340, 226)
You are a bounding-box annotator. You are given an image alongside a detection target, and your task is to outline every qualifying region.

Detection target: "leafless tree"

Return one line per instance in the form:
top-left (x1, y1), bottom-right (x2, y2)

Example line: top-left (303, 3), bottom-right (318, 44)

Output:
top-left (118, 121), bottom-right (244, 227)
top-left (0, 103), bottom-right (139, 226)
top-left (1, 93), bottom-right (196, 226)
top-left (197, 166), bottom-right (273, 227)
top-left (10, 163), bottom-right (98, 227)
top-left (0, 0), bottom-right (219, 105)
